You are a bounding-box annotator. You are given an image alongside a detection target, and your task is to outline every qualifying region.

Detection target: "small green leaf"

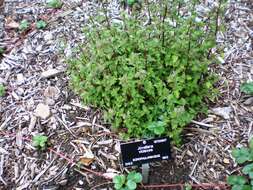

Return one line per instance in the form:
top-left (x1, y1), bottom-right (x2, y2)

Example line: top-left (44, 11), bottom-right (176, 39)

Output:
top-left (113, 175), bottom-right (126, 186)
top-left (249, 138), bottom-right (253, 150)
top-left (148, 121), bottom-right (166, 135)
top-left (0, 47), bottom-right (4, 55)
top-left (241, 185), bottom-right (251, 190)
top-left (248, 172), bottom-right (253, 179)
top-left (227, 175), bottom-right (247, 185)
top-left (241, 82), bottom-right (253, 95)
top-left (47, 0), bottom-right (63, 9)
top-left (127, 172), bottom-right (142, 183)
top-left (133, 173), bottom-right (142, 183)
top-left (19, 20), bottom-right (30, 31)
top-left (232, 148), bottom-right (250, 164)
top-left (172, 55), bottom-right (178, 64)
top-left (231, 185), bottom-right (251, 190)
top-left (114, 183), bottom-right (123, 190)
top-left (127, 0), bottom-right (136, 6)
top-left (126, 180), bottom-right (137, 190)
top-left (184, 184), bottom-right (192, 190)
top-left (32, 135), bottom-right (48, 150)
top-left (36, 20), bottom-right (47, 29)
top-left (0, 84), bottom-right (5, 97)
top-left (242, 163), bottom-right (253, 175)
top-left (154, 126), bottom-right (165, 135)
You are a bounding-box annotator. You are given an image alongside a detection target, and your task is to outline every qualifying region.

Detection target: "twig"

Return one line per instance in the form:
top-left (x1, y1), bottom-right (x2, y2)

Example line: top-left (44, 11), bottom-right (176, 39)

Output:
top-left (191, 120), bottom-right (215, 128)
top-left (190, 159), bottom-right (199, 176)
top-left (56, 115), bottom-right (77, 138)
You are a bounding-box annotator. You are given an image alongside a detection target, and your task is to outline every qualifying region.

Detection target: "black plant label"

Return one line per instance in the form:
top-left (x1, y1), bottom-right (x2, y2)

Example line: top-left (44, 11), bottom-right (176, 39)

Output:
top-left (120, 137), bottom-right (171, 167)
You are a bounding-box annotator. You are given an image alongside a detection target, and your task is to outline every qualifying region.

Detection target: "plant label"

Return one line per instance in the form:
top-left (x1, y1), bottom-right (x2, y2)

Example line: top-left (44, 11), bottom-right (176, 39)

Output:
top-left (120, 137), bottom-right (171, 167)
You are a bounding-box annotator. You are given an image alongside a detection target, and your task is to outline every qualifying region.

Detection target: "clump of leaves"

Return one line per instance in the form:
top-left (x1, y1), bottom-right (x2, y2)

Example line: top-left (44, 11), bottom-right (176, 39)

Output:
top-left (46, 0), bottom-right (63, 9)
top-left (68, 1), bottom-right (225, 144)
top-left (113, 171), bottom-right (142, 190)
top-left (241, 82), bottom-right (253, 95)
top-left (32, 135), bottom-right (48, 150)
top-left (36, 20), bottom-right (47, 29)
top-left (227, 138), bottom-right (253, 190)
top-left (19, 20), bottom-right (30, 31)
top-left (0, 84), bottom-right (5, 97)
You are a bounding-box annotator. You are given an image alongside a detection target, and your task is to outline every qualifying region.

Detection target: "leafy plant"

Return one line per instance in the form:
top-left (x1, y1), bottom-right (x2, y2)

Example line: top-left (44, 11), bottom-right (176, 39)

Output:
top-left (68, 1), bottom-right (226, 144)
top-left (227, 138), bottom-right (253, 190)
top-left (36, 20), bottom-right (47, 29)
top-left (19, 20), bottom-right (30, 31)
top-left (113, 171), bottom-right (142, 190)
top-left (46, 0), bottom-right (63, 9)
top-left (32, 135), bottom-right (48, 150)
top-left (0, 84), bottom-right (5, 97)
top-left (241, 82), bottom-right (253, 95)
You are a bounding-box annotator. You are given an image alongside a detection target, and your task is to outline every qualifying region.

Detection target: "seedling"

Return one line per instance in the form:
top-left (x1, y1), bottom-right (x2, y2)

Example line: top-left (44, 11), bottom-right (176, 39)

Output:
top-left (113, 171), bottom-right (142, 190)
top-left (19, 20), bottom-right (30, 31)
top-left (0, 84), bottom-right (5, 97)
top-left (227, 138), bottom-right (253, 190)
top-left (0, 47), bottom-right (4, 56)
top-left (46, 0), bottom-right (63, 9)
top-left (241, 82), bottom-right (253, 95)
top-left (36, 20), bottom-right (47, 29)
top-left (32, 135), bottom-right (48, 150)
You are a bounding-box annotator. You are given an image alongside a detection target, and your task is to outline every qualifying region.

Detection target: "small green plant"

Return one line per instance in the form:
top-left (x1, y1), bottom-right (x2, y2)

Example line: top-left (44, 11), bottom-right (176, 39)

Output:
top-left (0, 84), bottom-right (5, 97)
top-left (227, 138), bottom-right (253, 190)
top-left (184, 184), bottom-right (192, 190)
top-left (241, 82), bottom-right (253, 95)
top-left (19, 20), bottom-right (30, 31)
top-left (113, 171), bottom-right (142, 190)
top-left (0, 47), bottom-right (4, 56)
top-left (36, 20), bottom-right (47, 29)
top-left (46, 0), bottom-right (63, 9)
top-left (32, 135), bottom-right (48, 150)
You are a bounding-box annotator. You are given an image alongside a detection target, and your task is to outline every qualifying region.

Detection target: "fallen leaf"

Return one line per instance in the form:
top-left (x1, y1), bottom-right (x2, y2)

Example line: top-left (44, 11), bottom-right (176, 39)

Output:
top-left (6, 20), bottom-right (19, 29)
top-left (79, 157), bottom-right (94, 166)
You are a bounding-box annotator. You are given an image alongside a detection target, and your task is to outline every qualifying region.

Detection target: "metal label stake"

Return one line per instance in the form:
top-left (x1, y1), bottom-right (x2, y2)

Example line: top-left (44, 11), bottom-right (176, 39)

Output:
top-left (141, 163), bottom-right (150, 184)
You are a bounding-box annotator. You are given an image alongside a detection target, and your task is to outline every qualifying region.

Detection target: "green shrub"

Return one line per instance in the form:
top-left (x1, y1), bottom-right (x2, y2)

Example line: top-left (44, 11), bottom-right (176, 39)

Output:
top-left (227, 138), bottom-right (253, 190)
top-left (68, 1), bottom-right (224, 144)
